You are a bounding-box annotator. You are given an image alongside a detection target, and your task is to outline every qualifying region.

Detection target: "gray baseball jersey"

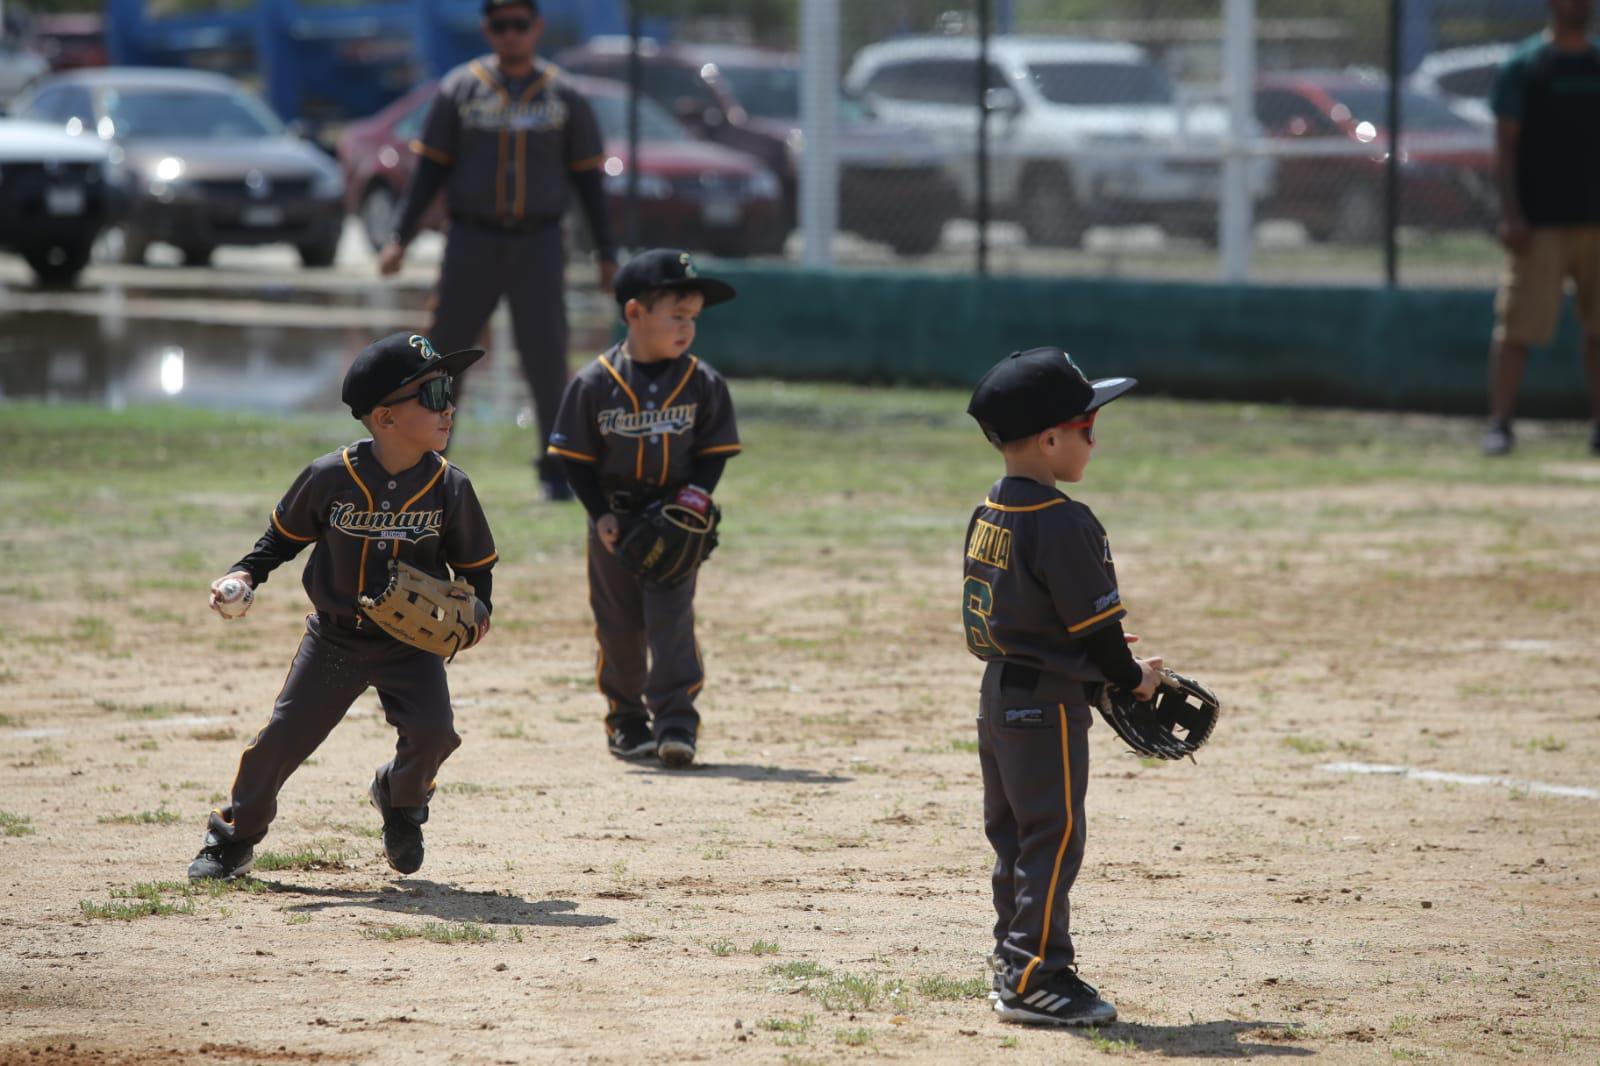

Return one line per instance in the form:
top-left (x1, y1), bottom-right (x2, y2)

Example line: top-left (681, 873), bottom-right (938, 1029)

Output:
top-left (412, 57), bottom-right (606, 226)
top-left (962, 477), bottom-right (1126, 681)
top-left (546, 344), bottom-right (742, 496)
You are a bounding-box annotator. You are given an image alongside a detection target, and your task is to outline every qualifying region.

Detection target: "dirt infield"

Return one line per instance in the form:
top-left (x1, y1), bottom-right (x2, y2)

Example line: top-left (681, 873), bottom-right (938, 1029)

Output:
top-left (2, 392), bottom-right (1598, 1064)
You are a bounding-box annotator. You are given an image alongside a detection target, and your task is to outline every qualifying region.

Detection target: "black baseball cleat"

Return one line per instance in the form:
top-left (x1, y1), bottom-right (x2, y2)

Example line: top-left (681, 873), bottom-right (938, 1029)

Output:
top-left (607, 719), bottom-right (657, 760)
top-left (995, 968), bottom-right (1117, 1027)
top-left (187, 832), bottom-right (254, 881)
top-left (657, 728), bottom-right (697, 769)
top-left (1481, 419), bottom-right (1514, 457)
top-left (369, 776), bottom-right (427, 875)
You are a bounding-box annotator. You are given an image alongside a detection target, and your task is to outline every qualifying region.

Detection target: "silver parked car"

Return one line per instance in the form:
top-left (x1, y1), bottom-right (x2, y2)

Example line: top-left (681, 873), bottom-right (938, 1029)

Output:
top-left (12, 67), bottom-right (345, 266)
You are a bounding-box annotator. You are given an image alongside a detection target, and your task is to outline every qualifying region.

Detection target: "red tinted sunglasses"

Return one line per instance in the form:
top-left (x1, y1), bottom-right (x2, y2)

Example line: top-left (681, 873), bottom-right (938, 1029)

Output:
top-left (1057, 409), bottom-right (1099, 444)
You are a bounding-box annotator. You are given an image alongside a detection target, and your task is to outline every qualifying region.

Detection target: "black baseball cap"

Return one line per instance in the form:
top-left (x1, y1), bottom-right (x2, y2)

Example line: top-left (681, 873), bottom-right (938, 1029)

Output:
top-left (342, 331), bottom-right (484, 418)
top-left (614, 248), bottom-right (736, 310)
top-left (967, 347), bottom-right (1137, 444)
top-left (482, 0), bottom-right (538, 16)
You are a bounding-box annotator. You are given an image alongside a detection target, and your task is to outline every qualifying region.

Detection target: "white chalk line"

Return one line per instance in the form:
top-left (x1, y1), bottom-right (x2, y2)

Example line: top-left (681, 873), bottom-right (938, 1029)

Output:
top-left (1320, 761), bottom-right (1600, 801)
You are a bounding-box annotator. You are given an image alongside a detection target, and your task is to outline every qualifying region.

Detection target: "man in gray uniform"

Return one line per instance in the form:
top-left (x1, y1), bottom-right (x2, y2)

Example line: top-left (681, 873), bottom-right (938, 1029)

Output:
top-left (546, 250), bottom-right (741, 768)
top-left (187, 331), bottom-right (499, 881)
top-left (380, 0), bottom-right (618, 500)
top-left (962, 347), bottom-right (1160, 1026)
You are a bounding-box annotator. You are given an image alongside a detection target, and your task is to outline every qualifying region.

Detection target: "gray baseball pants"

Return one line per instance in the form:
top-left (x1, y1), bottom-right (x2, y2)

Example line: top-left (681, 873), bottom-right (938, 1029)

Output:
top-left (978, 661), bottom-right (1093, 996)
top-left (587, 524), bottom-right (704, 740)
top-left (430, 218), bottom-right (569, 479)
top-left (206, 614), bottom-right (460, 846)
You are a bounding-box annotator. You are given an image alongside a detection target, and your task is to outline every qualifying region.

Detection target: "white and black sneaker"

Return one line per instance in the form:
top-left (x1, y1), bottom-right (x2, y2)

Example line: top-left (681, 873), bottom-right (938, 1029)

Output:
top-left (657, 728), bottom-right (696, 769)
top-left (995, 968), bottom-right (1117, 1027)
top-left (187, 832), bottom-right (254, 881)
top-left (1481, 419), bottom-right (1514, 457)
top-left (607, 720), bottom-right (657, 760)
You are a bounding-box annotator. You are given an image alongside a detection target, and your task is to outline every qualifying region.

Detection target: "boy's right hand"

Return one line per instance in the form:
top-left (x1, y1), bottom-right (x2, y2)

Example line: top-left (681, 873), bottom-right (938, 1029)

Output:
top-left (596, 513), bottom-right (620, 554)
top-left (1132, 656), bottom-right (1164, 700)
top-left (209, 571), bottom-right (255, 618)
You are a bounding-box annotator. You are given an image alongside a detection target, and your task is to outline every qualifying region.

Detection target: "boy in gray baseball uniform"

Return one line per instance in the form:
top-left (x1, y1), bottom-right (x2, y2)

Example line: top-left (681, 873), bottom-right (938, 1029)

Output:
top-left (188, 332), bottom-right (498, 881)
top-left (963, 347), bottom-right (1162, 1026)
top-left (547, 249), bottom-right (741, 769)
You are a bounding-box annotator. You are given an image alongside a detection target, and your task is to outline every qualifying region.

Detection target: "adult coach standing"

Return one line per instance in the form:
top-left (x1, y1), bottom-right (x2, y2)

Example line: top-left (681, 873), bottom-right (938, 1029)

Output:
top-left (1482, 0), bottom-right (1600, 457)
top-left (379, 0), bottom-right (619, 499)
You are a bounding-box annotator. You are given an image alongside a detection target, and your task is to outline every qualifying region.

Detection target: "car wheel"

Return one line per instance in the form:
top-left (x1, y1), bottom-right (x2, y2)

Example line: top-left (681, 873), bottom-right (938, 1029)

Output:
top-left (1019, 167), bottom-right (1086, 248)
top-left (886, 224), bottom-right (944, 257)
top-left (179, 244), bottom-right (214, 267)
top-left (24, 242), bottom-right (91, 288)
top-left (1332, 185), bottom-right (1382, 244)
top-left (360, 184), bottom-right (398, 252)
top-left (298, 238), bottom-right (340, 268)
top-left (118, 227), bottom-right (151, 265)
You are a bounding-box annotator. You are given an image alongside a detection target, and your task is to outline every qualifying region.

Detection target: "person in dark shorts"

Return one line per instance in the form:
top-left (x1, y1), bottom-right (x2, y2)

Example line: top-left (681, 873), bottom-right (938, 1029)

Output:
top-left (187, 331), bottom-right (498, 881)
top-left (381, 0), bottom-right (619, 498)
top-left (961, 347), bottom-right (1162, 1027)
top-left (1482, 0), bottom-right (1600, 456)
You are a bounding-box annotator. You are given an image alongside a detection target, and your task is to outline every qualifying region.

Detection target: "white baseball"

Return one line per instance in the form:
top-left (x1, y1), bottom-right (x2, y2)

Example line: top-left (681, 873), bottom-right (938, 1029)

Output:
top-left (215, 578), bottom-right (254, 619)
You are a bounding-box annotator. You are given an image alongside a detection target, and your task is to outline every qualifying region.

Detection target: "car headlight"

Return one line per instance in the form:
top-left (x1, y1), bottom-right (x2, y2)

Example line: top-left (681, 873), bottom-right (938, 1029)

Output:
top-left (747, 170), bottom-right (781, 200)
top-left (311, 168), bottom-right (344, 199)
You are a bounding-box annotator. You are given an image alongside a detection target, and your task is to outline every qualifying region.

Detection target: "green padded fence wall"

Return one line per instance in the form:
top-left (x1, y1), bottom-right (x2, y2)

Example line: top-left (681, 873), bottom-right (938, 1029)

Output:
top-left (683, 266), bottom-right (1589, 418)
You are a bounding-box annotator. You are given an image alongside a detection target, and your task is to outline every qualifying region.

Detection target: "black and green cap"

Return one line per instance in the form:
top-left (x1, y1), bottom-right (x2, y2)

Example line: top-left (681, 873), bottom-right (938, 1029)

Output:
top-left (967, 346), bottom-right (1137, 444)
top-left (342, 331), bottom-right (483, 418)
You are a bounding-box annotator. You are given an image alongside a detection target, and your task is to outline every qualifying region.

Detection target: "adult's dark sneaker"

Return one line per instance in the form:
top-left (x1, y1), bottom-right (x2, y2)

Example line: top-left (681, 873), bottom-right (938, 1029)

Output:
top-left (369, 775), bottom-right (427, 875)
top-left (657, 728), bottom-right (696, 769)
top-left (607, 719), bottom-right (657, 760)
top-left (187, 832), bottom-right (254, 881)
top-left (995, 968), bottom-right (1117, 1027)
top-left (1481, 420), bottom-right (1514, 457)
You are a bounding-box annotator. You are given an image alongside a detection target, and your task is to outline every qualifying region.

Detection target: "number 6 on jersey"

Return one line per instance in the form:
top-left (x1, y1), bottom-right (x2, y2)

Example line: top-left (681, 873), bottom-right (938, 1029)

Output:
top-left (963, 576), bottom-right (1005, 657)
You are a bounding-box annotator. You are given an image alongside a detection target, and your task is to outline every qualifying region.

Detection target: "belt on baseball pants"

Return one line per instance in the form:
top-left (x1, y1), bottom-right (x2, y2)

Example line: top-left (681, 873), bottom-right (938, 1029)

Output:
top-left (449, 212), bottom-right (560, 235)
top-left (996, 662), bottom-right (1102, 705)
top-left (316, 611), bottom-right (371, 634)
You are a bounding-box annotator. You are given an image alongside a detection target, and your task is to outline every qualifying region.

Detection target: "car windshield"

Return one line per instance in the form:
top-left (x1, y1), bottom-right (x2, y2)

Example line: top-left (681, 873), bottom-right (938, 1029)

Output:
top-left (101, 87), bottom-right (284, 140)
top-left (715, 64), bottom-right (800, 119)
top-left (1331, 87), bottom-right (1475, 132)
top-left (1026, 60), bottom-right (1175, 105)
top-left (586, 92), bottom-right (690, 142)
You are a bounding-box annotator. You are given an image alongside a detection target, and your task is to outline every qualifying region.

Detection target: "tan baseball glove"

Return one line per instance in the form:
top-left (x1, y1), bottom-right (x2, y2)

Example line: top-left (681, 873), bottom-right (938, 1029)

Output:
top-left (358, 559), bottom-right (486, 661)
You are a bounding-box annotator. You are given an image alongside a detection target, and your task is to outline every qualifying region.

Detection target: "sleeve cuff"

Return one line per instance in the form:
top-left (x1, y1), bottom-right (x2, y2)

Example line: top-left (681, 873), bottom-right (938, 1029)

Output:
top-left (548, 445), bottom-right (597, 463)
top-left (410, 139), bottom-right (452, 165)
top-left (694, 443), bottom-right (742, 457)
top-left (1065, 604), bottom-right (1127, 634)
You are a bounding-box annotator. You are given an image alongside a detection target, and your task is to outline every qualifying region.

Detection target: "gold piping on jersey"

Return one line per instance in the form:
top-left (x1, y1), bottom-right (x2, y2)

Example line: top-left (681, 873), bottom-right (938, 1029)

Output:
top-left (453, 550), bottom-right (499, 571)
top-left (657, 356), bottom-right (700, 485)
top-left (271, 510), bottom-right (316, 543)
top-left (342, 446), bottom-right (376, 597)
top-left (410, 139), bottom-right (451, 165)
top-left (695, 443), bottom-right (742, 456)
top-left (983, 497), bottom-right (1067, 513)
top-left (570, 153), bottom-right (606, 172)
top-left (1015, 703), bottom-right (1074, 997)
top-left (512, 66), bottom-right (557, 219)
top-left (547, 444), bottom-right (596, 463)
top-left (469, 60), bottom-right (512, 218)
top-left (1065, 603), bottom-right (1126, 634)
top-left (598, 353), bottom-right (645, 480)
top-left (966, 518), bottom-right (1012, 570)
top-left (402, 456), bottom-right (448, 511)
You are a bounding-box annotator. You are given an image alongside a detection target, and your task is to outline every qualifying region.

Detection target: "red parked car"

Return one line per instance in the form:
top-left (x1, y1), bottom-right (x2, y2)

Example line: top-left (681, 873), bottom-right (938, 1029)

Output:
top-left (1255, 72), bottom-right (1496, 243)
top-left (336, 74), bottom-right (786, 257)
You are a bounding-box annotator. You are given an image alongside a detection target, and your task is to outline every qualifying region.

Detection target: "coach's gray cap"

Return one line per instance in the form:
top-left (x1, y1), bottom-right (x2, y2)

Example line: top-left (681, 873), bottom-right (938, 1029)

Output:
top-left (967, 346), bottom-right (1137, 444)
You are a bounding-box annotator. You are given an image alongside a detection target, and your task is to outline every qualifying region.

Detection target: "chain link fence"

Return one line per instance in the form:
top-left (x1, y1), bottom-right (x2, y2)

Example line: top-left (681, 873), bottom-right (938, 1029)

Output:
top-left (594, 0), bottom-right (1546, 289)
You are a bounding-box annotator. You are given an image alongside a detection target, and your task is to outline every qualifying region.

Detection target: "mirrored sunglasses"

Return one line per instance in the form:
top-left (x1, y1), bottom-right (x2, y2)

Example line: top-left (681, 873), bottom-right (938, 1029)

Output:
top-left (385, 376), bottom-right (453, 413)
top-left (488, 17), bottom-right (533, 34)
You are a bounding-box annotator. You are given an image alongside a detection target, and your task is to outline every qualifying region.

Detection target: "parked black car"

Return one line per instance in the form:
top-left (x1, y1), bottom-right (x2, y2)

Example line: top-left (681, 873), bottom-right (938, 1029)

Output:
top-left (0, 116), bottom-right (119, 285)
top-left (12, 67), bottom-right (345, 266)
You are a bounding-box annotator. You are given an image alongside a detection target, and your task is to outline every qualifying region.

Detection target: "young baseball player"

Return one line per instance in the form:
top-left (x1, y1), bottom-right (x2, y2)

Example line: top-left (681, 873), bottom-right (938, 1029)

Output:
top-left (962, 347), bottom-right (1162, 1026)
top-left (187, 331), bottom-right (498, 881)
top-left (546, 248), bottom-right (741, 769)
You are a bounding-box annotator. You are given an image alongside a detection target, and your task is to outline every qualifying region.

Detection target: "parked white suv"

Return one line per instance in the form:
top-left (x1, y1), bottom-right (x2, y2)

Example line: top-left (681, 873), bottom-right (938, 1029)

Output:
top-left (1409, 44), bottom-right (1511, 128)
top-left (846, 35), bottom-right (1272, 246)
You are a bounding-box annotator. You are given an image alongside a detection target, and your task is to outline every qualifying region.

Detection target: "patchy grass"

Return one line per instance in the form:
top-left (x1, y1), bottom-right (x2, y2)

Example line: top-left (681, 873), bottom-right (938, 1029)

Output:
top-left (1520, 735), bottom-right (1568, 753)
top-left (252, 842), bottom-right (353, 872)
top-left (751, 939), bottom-right (781, 956)
top-left (758, 1016), bottom-right (815, 1047)
top-left (765, 961), bottom-right (910, 1013)
top-left (833, 1027), bottom-right (874, 1047)
top-left (915, 974), bottom-right (989, 1001)
top-left (708, 938), bottom-right (736, 957)
top-left (1282, 735), bottom-right (1328, 755)
top-left (361, 922), bottom-right (497, 944)
top-left (949, 738), bottom-right (980, 753)
top-left (94, 699), bottom-right (199, 720)
top-left (98, 805), bottom-right (183, 826)
top-left (1084, 1027), bottom-right (1138, 1053)
top-left (78, 878), bottom-right (262, 921)
top-left (0, 810), bottom-right (36, 837)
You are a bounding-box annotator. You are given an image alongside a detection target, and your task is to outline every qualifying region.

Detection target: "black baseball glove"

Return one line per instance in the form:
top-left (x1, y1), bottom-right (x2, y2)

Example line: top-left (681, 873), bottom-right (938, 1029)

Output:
top-left (1096, 669), bottom-right (1220, 760)
top-left (616, 486), bottom-right (721, 587)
